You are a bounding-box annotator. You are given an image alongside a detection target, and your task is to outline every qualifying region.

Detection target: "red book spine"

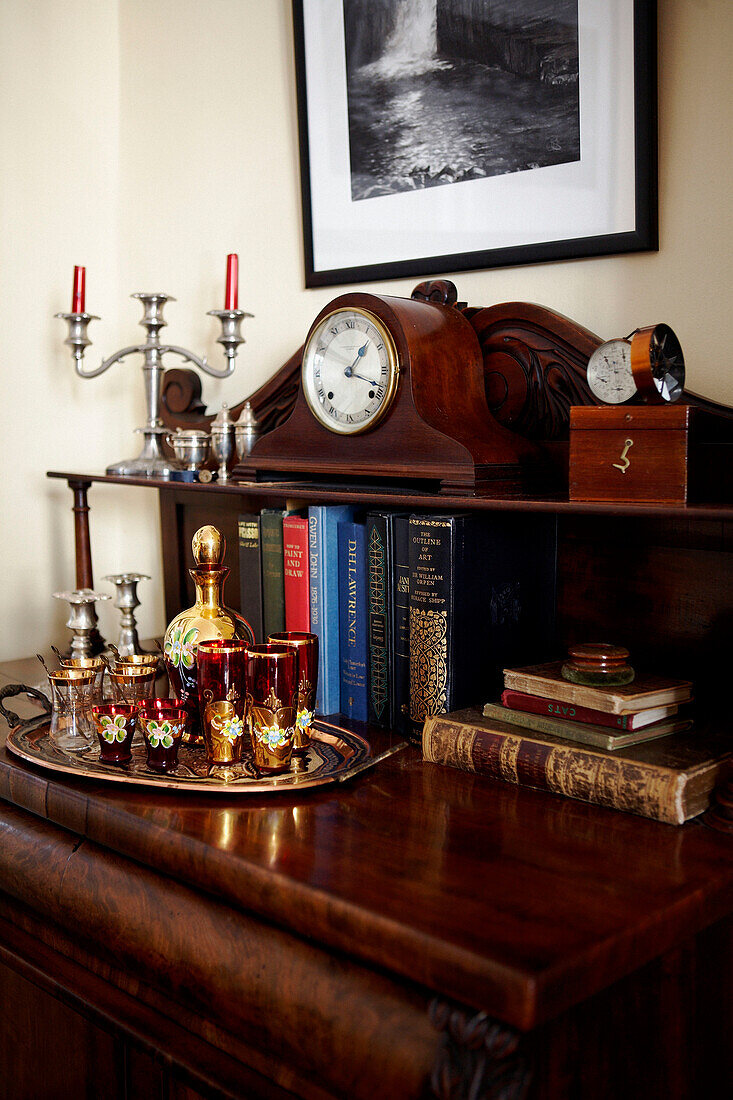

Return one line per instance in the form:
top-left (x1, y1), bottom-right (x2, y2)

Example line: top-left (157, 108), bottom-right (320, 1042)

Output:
top-left (283, 516), bottom-right (310, 632)
top-left (502, 689), bottom-right (637, 730)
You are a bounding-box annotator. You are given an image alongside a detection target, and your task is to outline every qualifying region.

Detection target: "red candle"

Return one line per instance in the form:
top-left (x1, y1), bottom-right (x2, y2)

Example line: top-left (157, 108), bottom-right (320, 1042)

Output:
top-left (72, 266), bottom-right (86, 313)
top-left (225, 253), bottom-right (238, 311)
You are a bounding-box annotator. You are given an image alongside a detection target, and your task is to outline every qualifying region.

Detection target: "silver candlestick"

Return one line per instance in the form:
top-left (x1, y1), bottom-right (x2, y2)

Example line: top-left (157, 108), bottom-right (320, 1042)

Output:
top-left (56, 291), bottom-right (253, 479)
top-left (104, 572), bottom-right (151, 656)
top-left (53, 588), bottom-right (112, 659)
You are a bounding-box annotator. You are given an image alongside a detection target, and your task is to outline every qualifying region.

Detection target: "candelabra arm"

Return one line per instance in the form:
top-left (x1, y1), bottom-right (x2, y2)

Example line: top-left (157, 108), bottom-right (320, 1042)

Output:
top-left (74, 344), bottom-right (148, 380)
top-left (157, 344), bottom-right (235, 380)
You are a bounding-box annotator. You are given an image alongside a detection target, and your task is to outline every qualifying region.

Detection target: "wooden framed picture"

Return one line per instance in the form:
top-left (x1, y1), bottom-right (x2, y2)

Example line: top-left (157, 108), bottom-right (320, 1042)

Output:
top-left (292, 0), bottom-right (657, 288)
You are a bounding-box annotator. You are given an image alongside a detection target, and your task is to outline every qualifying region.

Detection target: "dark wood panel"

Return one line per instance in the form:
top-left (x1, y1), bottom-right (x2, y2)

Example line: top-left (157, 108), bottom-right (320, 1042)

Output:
top-left (0, 955), bottom-right (121, 1100)
top-left (556, 514), bottom-right (733, 706)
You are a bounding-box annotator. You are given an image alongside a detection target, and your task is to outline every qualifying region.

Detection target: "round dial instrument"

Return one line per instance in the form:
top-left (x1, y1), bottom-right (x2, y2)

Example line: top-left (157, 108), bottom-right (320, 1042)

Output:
top-left (586, 339), bottom-right (637, 405)
top-left (631, 324), bottom-right (685, 403)
top-left (301, 308), bottom-right (400, 435)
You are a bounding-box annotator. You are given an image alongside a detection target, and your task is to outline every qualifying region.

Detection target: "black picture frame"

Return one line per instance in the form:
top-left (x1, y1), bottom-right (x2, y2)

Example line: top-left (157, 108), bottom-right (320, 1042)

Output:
top-left (293, 1), bottom-right (657, 289)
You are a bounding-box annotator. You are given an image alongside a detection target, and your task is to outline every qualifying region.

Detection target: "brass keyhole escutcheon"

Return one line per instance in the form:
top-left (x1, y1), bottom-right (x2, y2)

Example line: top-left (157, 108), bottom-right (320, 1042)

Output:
top-left (612, 438), bottom-right (634, 474)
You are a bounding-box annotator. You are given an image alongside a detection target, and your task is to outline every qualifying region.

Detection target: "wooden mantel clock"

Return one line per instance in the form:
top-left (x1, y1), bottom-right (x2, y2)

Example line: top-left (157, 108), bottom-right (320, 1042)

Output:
top-left (231, 282), bottom-right (542, 496)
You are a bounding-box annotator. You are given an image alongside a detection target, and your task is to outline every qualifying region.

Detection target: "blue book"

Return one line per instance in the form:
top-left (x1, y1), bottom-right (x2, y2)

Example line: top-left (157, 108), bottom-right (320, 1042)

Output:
top-left (309, 504), bottom-right (355, 714)
top-left (337, 519), bottom-right (368, 722)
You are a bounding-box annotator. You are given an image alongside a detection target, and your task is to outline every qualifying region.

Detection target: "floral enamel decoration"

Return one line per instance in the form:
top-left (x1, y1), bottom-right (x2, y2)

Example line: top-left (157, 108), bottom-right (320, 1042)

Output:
top-left (164, 623), bottom-right (198, 670)
top-left (219, 715), bottom-right (244, 744)
top-left (145, 719), bottom-right (182, 749)
top-left (257, 722), bottom-right (292, 750)
top-left (99, 714), bottom-right (129, 743)
top-left (296, 708), bottom-right (313, 731)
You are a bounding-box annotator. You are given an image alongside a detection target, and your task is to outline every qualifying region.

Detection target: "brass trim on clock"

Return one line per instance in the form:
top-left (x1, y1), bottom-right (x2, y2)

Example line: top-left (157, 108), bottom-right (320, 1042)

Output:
top-left (301, 307), bottom-right (400, 436)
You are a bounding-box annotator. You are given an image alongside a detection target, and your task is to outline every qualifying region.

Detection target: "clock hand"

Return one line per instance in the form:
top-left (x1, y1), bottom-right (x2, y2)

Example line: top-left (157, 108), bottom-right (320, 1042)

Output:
top-left (343, 342), bottom-right (369, 377)
top-left (349, 371), bottom-right (379, 386)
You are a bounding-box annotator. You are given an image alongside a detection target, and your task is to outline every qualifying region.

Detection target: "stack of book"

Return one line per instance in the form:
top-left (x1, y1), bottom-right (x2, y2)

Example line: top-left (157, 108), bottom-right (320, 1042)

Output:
top-left (486, 660), bottom-right (694, 750)
top-left (422, 661), bottom-right (733, 824)
top-left (238, 508), bottom-right (556, 734)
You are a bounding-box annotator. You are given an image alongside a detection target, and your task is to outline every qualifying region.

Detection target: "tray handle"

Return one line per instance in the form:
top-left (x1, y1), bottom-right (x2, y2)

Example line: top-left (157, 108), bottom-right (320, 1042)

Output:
top-left (0, 683), bottom-right (52, 728)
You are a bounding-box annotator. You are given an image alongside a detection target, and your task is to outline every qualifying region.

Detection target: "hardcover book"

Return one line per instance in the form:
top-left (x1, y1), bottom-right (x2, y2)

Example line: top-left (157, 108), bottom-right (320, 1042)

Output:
top-left (408, 513), bottom-right (556, 740)
top-left (237, 513), bottom-right (264, 643)
top-left (283, 514), bottom-right (310, 632)
top-left (503, 662), bottom-right (693, 715)
top-left (308, 504), bottom-right (356, 715)
top-left (500, 688), bottom-right (679, 731)
top-left (338, 519), bottom-right (368, 722)
top-left (423, 707), bottom-right (730, 824)
top-left (482, 702), bottom-right (691, 751)
top-left (391, 514), bottom-right (412, 738)
top-left (260, 509), bottom-right (288, 639)
top-left (366, 511), bottom-right (402, 728)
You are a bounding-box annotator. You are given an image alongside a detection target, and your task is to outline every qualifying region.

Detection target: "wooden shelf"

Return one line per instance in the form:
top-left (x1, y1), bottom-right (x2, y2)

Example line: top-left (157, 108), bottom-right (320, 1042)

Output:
top-left (46, 469), bottom-right (733, 520)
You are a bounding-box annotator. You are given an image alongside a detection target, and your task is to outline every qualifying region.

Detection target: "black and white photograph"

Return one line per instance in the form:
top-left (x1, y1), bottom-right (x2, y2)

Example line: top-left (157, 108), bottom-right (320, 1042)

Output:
top-left (294, 0), bottom-right (656, 286)
top-left (344, 0), bottom-right (580, 202)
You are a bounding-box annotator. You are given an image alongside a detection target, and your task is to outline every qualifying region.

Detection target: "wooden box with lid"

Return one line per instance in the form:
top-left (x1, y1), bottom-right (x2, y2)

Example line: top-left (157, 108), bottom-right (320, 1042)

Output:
top-left (569, 404), bottom-right (733, 504)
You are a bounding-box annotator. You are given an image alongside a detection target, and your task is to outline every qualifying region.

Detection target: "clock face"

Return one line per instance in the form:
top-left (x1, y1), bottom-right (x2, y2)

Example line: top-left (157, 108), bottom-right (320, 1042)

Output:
top-left (301, 308), bottom-right (400, 435)
top-left (586, 339), bottom-right (637, 405)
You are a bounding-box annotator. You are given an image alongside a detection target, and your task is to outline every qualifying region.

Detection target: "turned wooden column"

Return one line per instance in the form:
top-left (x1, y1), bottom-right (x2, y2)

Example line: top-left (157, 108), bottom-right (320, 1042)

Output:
top-left (68, 477), bottom-right (94, 589)
top-left (65, 477), bottom-right (104, 652)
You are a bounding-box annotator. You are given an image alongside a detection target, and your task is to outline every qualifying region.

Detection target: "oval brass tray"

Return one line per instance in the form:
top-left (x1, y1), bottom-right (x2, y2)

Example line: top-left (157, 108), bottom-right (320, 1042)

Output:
top-left (6, 719), bottom-right (397, 793)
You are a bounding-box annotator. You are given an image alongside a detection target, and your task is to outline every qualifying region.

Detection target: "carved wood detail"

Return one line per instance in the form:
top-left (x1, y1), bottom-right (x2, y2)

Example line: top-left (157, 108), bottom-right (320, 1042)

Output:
top-left (159, 293), bottom-right (603, 453)
top-left (469, 303), bottom-right (602, 440)
top-left (429, 998), bottom-right (531, 1100)
top-left (160, 348), bottom-right (302, 439)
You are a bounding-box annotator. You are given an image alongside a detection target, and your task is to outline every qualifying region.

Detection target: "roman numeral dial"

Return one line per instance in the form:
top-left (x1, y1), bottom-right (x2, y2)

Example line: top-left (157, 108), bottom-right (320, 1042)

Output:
top-left (301, 307), bottom-right (400, 435)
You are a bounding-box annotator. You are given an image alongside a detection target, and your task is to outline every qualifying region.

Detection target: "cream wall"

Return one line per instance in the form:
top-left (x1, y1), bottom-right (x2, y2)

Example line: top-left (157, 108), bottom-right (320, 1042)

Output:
top-left (0, 0), bottom-right (730, 662)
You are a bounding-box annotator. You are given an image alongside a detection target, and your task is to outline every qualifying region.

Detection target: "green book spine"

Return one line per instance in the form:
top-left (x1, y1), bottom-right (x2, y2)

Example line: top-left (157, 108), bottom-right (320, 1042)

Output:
top-left (260, 509), bottom-right (286, 639)
top-left (482, 702), bottom-right (692, 751)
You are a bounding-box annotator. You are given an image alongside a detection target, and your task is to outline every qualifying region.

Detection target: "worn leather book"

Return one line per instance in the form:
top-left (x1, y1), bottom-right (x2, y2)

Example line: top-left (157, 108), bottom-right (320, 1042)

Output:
top-left (501, 688), bottom-right (679, 731)
top-left (483, 702), bottom-right (691, 751)
top-left (423, 707), bottom-right (730, 824)
top-left (503, 662), bottom-right (693, 714)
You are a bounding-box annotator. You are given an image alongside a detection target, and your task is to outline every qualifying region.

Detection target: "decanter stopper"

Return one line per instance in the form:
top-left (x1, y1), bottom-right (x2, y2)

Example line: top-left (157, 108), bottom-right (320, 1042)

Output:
top-left (192, 525), bottom-right (225, 566)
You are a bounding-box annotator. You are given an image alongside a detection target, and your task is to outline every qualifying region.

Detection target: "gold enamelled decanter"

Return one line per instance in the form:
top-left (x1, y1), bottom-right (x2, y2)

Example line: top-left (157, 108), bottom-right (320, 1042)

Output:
top-left (163, 525), bottom-right (254, 738)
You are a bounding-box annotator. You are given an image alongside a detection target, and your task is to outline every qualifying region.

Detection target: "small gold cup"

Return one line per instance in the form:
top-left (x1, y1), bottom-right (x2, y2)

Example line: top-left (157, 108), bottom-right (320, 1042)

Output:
top-left (203, 700), bottom-right (245, 765)
top-left (60, 655), bottom-right (106, 705)
top-left (109, 665), bottom-right (156, 705)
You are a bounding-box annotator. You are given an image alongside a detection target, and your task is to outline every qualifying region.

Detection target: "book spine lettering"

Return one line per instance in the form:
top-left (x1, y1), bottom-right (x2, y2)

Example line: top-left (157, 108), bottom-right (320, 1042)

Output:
top-left (367, 513), bottom-right (390, 727)
top-left (391, 516), bottom-right (411, 738)
top-left (408, 516), bottom-right (456, 734)
top-left (502, 689), bottom-right (634, 729)
top-left (237, 513), bottom-right (264, 643)
top-left (423, 717), bottom-right (685, 824)
top-left (283, 516), bottom-right (310, 632)
top-left (338, 521), bottom-right (368, 722)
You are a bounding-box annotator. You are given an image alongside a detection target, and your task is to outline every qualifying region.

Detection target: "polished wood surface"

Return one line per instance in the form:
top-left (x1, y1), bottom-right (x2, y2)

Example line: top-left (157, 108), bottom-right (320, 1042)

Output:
top-left (2, 715), bottom-right (733, 1033)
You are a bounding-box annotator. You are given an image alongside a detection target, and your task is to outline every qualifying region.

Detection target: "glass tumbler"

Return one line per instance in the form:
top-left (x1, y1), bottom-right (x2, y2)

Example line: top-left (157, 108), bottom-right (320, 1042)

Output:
top-left (268, 632), bottom-right (319, 752)
top-left (91, 703), bottom-right (138, 763)
top-left (109, 665), bottom-right (156, 706)
top-left (48, 667), bottom-right (95, 752)
top-left (197, 639), bottom-right (248, 766)
top-left (138, 699), bottom-right (187, 772)
top-left (61, 655), bottom-right (106, 705)
top-left (244, 644), bottom-right (297, 773)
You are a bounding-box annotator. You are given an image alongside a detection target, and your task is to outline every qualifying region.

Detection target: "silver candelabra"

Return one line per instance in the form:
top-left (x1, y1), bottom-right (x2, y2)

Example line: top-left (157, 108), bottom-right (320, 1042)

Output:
top-left (56, 291), bottom-right (253, 478)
